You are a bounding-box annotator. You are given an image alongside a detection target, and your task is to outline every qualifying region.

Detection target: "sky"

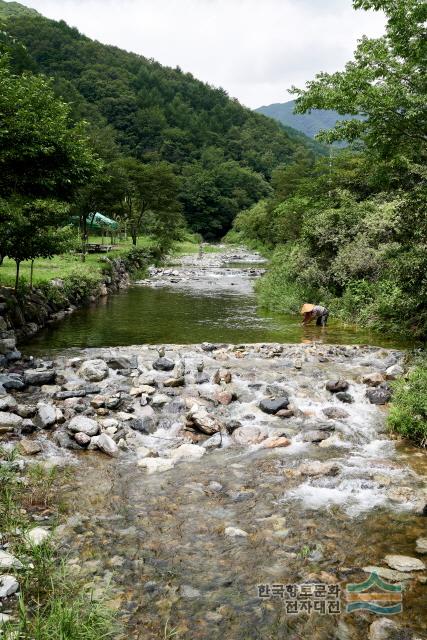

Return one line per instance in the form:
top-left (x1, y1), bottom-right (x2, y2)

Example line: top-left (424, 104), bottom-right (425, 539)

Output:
top-left (17, 0), bottom-right (385, 108)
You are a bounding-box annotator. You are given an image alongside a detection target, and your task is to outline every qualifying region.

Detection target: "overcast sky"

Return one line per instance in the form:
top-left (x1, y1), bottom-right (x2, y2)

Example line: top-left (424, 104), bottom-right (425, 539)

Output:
top-left (18, 0), bottom-right (385, 108)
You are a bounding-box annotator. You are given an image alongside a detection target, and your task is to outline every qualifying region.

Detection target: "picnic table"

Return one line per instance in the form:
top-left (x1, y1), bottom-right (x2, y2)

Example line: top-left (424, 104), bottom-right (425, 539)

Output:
top-left (86, 243), bottom-right (113, 254)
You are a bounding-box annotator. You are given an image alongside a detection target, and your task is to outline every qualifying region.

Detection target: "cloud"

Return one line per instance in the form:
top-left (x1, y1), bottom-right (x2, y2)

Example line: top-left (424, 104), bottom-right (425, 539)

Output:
top-left (19, 0), bottom-right (385, 107)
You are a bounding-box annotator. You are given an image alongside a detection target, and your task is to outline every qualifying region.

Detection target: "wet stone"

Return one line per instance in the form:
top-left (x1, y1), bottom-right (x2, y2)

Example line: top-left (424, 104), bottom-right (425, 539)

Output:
top-left (326, 379), bottom-right (349, 393)
top-left (366, 385), bottom-right (392, 405)
top-left (335, 392), bottom-right (354, 403)
top-left (152, 357), bottom-right (175, 371)
top-left (19, 438), bottom-right (42, 455)
top-left (322, 407), bottom-right (350, 420)
top-left (259, 396), bottom-right (289, 414)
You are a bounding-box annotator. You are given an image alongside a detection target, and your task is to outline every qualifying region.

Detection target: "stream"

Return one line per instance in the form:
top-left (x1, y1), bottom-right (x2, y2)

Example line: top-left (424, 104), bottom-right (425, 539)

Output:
top-left (3, 248), bottom-right (426, 639)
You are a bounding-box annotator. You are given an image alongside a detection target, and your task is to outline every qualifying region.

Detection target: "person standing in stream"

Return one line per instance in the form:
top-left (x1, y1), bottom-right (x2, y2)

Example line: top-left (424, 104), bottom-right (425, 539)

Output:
top-left (300, 303), bottom-right (329, 327)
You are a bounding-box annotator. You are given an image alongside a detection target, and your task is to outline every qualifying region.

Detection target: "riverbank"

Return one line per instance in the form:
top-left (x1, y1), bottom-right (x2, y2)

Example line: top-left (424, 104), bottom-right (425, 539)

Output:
top-left (0, 246), bottom-right (161, 364)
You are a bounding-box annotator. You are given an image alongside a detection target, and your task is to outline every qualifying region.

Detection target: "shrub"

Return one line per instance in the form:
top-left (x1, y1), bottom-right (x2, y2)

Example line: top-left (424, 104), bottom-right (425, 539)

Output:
top-left (388, 360), bottom-right (427, 447)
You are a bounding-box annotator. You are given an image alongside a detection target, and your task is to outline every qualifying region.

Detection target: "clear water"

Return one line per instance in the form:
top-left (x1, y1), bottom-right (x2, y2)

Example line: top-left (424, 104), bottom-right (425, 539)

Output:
top-left (24, 285), bottom-right (412, 355)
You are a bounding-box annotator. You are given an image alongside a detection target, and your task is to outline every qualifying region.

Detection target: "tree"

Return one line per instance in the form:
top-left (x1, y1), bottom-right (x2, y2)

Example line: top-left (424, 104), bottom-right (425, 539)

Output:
top-left (110, 158), bottom-right (182, 245)
top-left (1, 199), bottom-right (74, 290)
top-left (291, 0), bottom-right (426, 171)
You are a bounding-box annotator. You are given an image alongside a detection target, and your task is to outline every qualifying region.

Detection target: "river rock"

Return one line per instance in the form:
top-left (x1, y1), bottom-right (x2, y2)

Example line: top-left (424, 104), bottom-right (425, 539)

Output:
top-left (302, 430), bottom-right (331, 443)
top-left (362, 566), bottom-right (413, 582)
top-left (186, 409), bottom-right (222, 435)
top-left (151, 393), bottom-right (170, 407)
top-left (164, 377), bottom-right (185, 388)
top-left (385, 364), bottom-right (404, 380)
top-left (24, 369), bottom-right (56, 386)
top-left (415, 537), bottom-right (427, 554)
top-left (384, 554), bottom-right (425, 572)
top-left (37, 402), bottom-right (57, 428)
top-left (0, 411), bottom-right (23, 431)
top-left (335, 392), bottom-right (354, 403)
top-left (170, 443), bottom-right (205, 462)
top-left (259, 396), bottom-right (289, 414)
top-left (0, 395), bottom-right (18, 412)
top-left (152, 357), bottom-right (175, 372)
top-left (297, 461), bottom-right (340, 476)
top-left (106, 355), bottom-right (135, 370)
top-left (19, 438), bottom-right (42, 455)
top-left (326, 380), bottom-right (349, 393)
top-left (201, 433), bottom-right (223, 449)
top-left (79, 359), bottom-right (109, 382)
top-left (216, 391), bottom-right (234, 405)
top-left (74, 432), bottom-right (91, 447)
top-left (224, 526), bottom-right (248, 538)
top-left (233, 426), bottom-right (266, 445)
top-left (195, 372), bottom-right (210, 384)
top-left (361, 372), bottom-right (385, 386)
top-left (225, 420), bottom-right (242, 434)
top-left (26, 527), bottom-right (50, 546)
top-left (0, 373), bottom-right (25, 390)
top-left (366, 385), bottom-right (392, 405)
top-left (138, 457), bottom-right (174, 474)
top-left (262, 436), bottom-right (291, 449)
top-left (276, 409), bottom-right (294, 418)
top-left (96, 433), bottom-right (118, 457)
top-left (128, 416), bottom-right (156, 433)
top-left (0, 575), bottom-right (19, 598)
top-left (68, 415), bottom-right (99, 437)
top-left (0, 550), bottom-right (23, 570)
top-left (54, 431), bottom-right (83, 450)
top-left (322, 407), bottom-right (350, 420)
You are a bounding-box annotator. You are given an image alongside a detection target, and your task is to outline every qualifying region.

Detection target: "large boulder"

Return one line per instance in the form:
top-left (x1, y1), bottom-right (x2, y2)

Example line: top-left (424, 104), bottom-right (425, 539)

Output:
top-left (366, 385), bottom-right (392, 405)
top-left (0, 373), bottom-right (24, 391)
top-left (361, 372), bottom-right (385, 387)
top-left (152, 357), bottom-right (175, 372)
top-left (233, 426), bottom-right (266, 445)
top-left (0, 411), bottom-right (23, 432)
top-left (96, 433), bottom-right (118, 457)
top-left (186, 408), bottom-right (222, 435)
top-left (0, 395), bottom-right (18, 412)
top-left (67, 415), bottom-right (99, 437)
top-left (24, 369), bottom-right (56, 386)
top-left (384, 554), bottom-right (425, 572)
top-left (79, 359), bottom-right (109, 382)
top-left (37, 402), bottom-right (57, 428)
top-left (106, 355), bottom-right (136, 370)
top-left (259, 396), bottom-right (289, 415)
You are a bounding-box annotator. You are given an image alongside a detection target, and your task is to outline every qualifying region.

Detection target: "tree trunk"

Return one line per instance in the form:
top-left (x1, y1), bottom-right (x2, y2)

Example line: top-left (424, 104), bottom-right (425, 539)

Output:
top-left (81, 214), bottom-right (87, 263)
top-left (14, 260), bottom-right (20, 291)
top-left (30, 259), bottom-right (34, 290)
top-left (0, 254), bottom-right (4, 266)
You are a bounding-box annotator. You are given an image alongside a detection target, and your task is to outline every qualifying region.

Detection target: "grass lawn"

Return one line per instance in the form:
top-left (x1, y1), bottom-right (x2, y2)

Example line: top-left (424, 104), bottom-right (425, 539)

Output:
top-left (0, 234), bottom-right (153, 288)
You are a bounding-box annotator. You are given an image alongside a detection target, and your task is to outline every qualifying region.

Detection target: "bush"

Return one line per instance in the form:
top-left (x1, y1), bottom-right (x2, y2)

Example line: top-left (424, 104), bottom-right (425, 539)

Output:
top-left (388, 360), bottom-right (427, 447)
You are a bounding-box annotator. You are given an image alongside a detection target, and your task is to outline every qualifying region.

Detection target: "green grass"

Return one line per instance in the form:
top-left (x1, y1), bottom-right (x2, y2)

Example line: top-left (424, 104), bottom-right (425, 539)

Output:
top-left (0, 448), bottom-right (117, 639)
top-left (388, 357), bottom-right (427, 447)
top-left (0, 234), bottom-right (154, 288)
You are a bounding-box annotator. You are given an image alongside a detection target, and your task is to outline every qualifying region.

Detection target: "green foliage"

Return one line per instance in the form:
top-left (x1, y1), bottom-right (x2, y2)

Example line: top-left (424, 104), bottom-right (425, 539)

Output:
top-left (1, 9), bottom-right (318, 237)
top-left (388, 359), bottom-right (427, 446)
top-left (229, 1), bottom-right (427, 339)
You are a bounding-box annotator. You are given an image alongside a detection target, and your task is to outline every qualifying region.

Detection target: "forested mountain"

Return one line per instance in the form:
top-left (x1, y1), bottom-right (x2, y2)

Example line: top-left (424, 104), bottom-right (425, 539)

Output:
top-left (0, 0), bottom-right (38, 18)
top-left (255, 100), bottom-right (361, 140)
top-left (0, 0), bottom-right (320, 237)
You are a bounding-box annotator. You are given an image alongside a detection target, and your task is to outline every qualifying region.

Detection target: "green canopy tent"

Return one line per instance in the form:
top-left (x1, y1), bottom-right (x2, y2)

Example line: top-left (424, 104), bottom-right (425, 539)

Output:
top-left (86, 212), bottom-right (119, 231)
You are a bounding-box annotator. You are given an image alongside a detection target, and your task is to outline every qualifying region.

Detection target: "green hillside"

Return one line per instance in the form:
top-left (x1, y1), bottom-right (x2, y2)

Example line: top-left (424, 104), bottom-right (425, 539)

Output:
top-left (0, 0), bottom-right (38, 18)
top-left (256, 99), bottom-right (361, 140)
top-left (0, 1), bottom-right (322, 237)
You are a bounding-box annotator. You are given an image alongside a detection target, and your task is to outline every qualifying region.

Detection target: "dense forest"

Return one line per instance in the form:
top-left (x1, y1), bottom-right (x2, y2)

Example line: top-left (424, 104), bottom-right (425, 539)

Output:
top-left (0, 0), bottom-right (320, 239)
top-left (229, 0), bottom-right (426, 339)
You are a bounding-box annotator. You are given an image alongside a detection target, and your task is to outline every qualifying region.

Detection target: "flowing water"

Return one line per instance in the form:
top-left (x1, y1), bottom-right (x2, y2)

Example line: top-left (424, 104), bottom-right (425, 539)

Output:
top-left (24, 250), bottom-right (412, 355)
top-left (15, 249), bottom-right (427, 639)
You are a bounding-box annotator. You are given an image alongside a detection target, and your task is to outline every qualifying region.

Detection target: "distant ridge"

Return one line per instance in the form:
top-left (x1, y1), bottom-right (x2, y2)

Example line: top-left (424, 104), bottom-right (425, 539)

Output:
top-left (255, 99), bottom-right (360, 140)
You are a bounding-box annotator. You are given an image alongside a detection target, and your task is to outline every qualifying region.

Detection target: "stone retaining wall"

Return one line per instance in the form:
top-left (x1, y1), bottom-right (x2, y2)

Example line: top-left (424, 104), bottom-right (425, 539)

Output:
top-left (0, 249), bottom-right (158, 365)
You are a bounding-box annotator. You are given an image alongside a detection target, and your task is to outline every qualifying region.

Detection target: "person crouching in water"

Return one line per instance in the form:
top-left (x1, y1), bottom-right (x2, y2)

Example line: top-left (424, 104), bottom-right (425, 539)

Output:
top-left (301, 303), bottom-right (329, 327)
